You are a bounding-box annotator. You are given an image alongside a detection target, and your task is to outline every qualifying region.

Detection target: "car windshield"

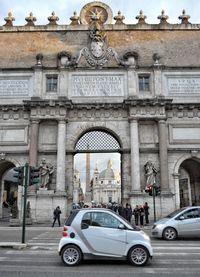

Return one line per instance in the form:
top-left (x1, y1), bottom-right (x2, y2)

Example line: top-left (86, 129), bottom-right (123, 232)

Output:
top-left (115, 213), bottom-right (136, 229)
top-left (165, 207), bottom-right (186, 218)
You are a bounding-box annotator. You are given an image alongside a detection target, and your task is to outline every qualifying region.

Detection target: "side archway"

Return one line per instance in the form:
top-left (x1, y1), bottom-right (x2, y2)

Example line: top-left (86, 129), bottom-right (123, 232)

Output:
top-left (0, 158), bottom-right (20, 219)
top-left (173, 154), bottom-right (200, 207)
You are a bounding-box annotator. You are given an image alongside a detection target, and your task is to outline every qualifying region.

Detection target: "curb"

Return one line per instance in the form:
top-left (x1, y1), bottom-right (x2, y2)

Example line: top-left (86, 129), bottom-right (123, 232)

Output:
top-left (0, 242), bottom-right (27, 249)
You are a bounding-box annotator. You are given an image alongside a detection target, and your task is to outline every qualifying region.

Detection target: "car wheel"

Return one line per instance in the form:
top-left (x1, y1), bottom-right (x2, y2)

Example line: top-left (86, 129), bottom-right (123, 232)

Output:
top-left (162, 227), bottom-right (177, 240)
top-left (61, 245), bottom-right (82, 266)
top-left (128, 245), bottom-right (149, 266)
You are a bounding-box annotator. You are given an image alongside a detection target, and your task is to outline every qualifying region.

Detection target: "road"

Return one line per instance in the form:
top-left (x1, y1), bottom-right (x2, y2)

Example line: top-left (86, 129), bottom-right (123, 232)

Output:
top-left (0, 226), bottom-right (200, 276)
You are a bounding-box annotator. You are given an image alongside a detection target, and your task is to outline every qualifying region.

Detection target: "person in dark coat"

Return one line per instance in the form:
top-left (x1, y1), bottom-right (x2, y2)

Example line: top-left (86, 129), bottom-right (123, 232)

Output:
top-left (133, 205), bottom-right (139, 226)
top-left (143, 202), bottom-right (150, 225)
top-left (52, 206), bottom-right (62, 227)
top-left (139, 205), bottom-right (144, 227)
top-left (124, 203), bottom-right (132, 222)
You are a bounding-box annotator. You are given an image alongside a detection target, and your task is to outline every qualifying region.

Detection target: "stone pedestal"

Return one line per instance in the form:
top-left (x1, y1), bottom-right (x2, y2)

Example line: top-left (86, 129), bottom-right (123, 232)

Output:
top-left (9, 218), bottom-right (20, 227)
top-left (25, 218), bottom-right (32, 225)
top-left (27, 190), bottom-right (67, 223)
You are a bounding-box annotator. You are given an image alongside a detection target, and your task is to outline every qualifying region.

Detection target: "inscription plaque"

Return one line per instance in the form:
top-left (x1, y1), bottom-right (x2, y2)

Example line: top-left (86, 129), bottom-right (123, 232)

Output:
top-left (167, 76), bottom-right (200, 94)
top-left (0, 77), bottom-right (30, 96)
top-left (71, 74), bottom-right (125, 97)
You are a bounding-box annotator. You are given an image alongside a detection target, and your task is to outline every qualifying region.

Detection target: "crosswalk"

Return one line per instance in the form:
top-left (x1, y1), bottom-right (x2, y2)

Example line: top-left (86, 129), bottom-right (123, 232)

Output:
top-left (0, 234), bottom-right (200, 275)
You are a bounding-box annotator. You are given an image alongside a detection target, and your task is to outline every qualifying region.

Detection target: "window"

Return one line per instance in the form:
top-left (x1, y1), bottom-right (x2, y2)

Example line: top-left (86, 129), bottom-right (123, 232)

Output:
top-left (46, 75), bottom-right (58, 92)
top-left (81, 212), bottom-right (121, 229)
top-left (139, 75), bottom-right (150, 91)
top-left (181, 208), bottom-right (200, 219)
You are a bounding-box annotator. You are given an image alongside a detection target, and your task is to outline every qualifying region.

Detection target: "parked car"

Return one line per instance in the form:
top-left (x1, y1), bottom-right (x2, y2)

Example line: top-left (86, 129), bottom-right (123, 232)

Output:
top-left (152, 206), bottom-right (200, 240)
top-left (58, 208), bottom-right (153, 266)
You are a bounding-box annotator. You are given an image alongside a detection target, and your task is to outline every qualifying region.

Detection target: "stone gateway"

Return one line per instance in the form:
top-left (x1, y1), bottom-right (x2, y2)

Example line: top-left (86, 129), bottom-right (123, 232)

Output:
top-left (0, 2), bottom-right (200, 222)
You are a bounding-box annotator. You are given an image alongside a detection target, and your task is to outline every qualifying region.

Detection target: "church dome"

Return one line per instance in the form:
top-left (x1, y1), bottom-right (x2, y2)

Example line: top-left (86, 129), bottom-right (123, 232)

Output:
top-left (99, 160), bottom-right (115, 180)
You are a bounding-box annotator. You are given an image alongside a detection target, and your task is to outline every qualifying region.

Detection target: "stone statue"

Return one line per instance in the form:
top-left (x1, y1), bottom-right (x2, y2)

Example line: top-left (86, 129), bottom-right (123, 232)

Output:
top-left (39, 158), bottom-right (54, 189)
top-left (144, 160), bottom-right (158, 187)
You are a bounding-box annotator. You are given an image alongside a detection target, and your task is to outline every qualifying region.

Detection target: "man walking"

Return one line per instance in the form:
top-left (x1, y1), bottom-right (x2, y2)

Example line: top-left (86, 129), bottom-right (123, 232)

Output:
top-left (52, 206), bottom-right (62, 227)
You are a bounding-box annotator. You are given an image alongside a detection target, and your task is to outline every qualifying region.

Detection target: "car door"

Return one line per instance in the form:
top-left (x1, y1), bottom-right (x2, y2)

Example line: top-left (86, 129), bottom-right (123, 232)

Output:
top-left (81, 211), bottom-right (127, 256)
top-left (176, 208), bottom-right (200, 237)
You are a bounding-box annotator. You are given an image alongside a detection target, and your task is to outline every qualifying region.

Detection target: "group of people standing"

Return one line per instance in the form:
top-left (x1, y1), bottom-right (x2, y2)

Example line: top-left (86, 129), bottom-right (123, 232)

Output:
top-left (52, 202), bottom-right (150, 227)
top-left (121, 202), bottom-right (150, 227)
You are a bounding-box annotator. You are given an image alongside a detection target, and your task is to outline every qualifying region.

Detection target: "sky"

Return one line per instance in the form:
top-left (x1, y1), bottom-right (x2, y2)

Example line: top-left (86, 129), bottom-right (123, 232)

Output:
top-left (0, 0), bottom-right (199, 25)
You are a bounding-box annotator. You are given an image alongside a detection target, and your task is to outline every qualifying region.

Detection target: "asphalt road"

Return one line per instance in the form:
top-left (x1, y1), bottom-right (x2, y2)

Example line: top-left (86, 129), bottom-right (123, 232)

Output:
top-left (0, 226), bottom-right (200, 276)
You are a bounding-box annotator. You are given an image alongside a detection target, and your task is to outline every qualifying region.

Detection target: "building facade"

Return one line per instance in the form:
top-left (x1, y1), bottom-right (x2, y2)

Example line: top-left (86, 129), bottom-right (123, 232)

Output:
top-left (91, 160), bottom-right (121, 204)
top-left (0, 2), bottom-right (200, 222)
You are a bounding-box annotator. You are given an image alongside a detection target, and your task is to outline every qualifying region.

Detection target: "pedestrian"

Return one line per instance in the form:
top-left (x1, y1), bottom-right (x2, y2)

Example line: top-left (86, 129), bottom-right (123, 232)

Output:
top-left (139, 205), bottom-right (144, 227)
top-left (143, 202), bottom-right (150, 225)
top-left (52, 206), bottom-right (62, 227)
top-left (117, 204), bottom-right (124, 216)
top-left (124, 203), bottom-right (132, 222)
top-left (133, 205), bottom-right (139, 226)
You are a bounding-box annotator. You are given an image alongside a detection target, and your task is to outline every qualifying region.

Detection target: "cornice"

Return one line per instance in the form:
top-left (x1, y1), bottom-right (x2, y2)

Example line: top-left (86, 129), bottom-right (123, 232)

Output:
top-left (0, 23), bottom-right (200, 33)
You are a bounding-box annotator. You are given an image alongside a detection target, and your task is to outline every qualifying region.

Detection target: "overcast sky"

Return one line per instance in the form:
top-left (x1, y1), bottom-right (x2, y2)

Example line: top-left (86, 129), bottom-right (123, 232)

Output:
top-left (0, 0), bottom-right (199, 25)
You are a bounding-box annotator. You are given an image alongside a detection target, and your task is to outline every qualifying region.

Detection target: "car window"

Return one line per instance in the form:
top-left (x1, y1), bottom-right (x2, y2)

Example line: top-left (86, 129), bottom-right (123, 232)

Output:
top-left (82, 212), bottom-right (121, 229)
top-left (82, 212), bottom-right (91, 226)
top-left (181, 208), bottom-right (200, 219)
top-left (166, 207), bottom-right (186, 218)
top-left (65, 210), bottom-right (80, 226)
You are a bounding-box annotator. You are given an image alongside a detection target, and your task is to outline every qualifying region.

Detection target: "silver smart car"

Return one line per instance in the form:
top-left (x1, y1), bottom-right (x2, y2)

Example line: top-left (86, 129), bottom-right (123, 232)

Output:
top-left (152, 206), bottom-right (200, 240)
top-left (58, 208), bottom-right (153, 266)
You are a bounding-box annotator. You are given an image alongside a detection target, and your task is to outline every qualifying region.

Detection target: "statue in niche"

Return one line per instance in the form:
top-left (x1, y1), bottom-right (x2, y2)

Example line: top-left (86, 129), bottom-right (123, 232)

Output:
top-left (39, 158), bottom-right (54, 189)
top-left (144, 160), bottom-right (158, 187)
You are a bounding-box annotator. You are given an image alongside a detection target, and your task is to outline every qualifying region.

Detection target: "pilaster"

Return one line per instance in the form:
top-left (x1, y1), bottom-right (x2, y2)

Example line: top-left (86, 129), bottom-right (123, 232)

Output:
top-left (130, 118), bottom-right (141, 192)
top-left (127, 68), bottom-right (137, 97)
top-left (158, 120), bottom-right (169, 191)
top-left (29, 119), bottom-right (40, 167)
top-left (56, 119), bottom-right (67, 192)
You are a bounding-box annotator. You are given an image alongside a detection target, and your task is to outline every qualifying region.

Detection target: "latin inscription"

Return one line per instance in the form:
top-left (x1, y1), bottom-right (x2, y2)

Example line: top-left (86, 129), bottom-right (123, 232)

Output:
top-left (71, 74), bottom-right (124, 97)
top-left (168, 77), bottom-right (200, 94)
top-left (0, 78), bottom-right (30, 96)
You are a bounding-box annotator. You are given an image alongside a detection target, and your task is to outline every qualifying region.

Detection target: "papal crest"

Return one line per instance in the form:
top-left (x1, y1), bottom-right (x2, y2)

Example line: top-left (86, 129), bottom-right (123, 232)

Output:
top-left (90, 40), bottom-right (104, 58)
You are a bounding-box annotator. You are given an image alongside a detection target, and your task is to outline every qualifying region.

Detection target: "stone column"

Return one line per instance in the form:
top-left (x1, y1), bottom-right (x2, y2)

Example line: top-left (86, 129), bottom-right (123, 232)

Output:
top-left (56, 120), bottom-right (66, 192)
top-left (29, 120), bottom-right (39, 167)
top-left (158, 120), bottom-right (169, 191)
top-left (130, 119), bottom-right (140, 191)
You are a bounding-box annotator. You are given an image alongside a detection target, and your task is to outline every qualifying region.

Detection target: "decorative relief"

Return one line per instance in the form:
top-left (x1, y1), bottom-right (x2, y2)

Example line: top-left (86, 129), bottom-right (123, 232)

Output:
top-left (129, 106), bottom-right (166, 119)
top-left (68, 106), bottom-right (127, 120)
top-left (166, 76), bottom-right (200, 94)
top-left (0, 77), bottom-right (31, 96)
top-left (79, 2), bottom-right (113, 25)
top-left (70, 74), bottom-right (125, 97)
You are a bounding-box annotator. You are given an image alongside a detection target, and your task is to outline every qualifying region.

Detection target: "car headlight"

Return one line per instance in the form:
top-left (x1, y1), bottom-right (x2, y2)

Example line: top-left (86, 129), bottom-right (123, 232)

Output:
top-left (154, 224), bottom-right (164, 230)
top-left (142, 232), bottom-right (150, 241)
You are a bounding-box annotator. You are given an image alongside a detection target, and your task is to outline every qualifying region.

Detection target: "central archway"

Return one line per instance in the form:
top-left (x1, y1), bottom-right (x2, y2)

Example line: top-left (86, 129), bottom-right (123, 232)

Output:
top-left (73, 129), bottom-right (122, 207)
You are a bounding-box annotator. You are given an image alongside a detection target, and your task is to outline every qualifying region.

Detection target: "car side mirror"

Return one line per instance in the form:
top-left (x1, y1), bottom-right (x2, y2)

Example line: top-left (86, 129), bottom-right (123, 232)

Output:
top-left (118, 223), bottom-right (125, 229)
top-left (81, 223), bottom-right (89, 229)
top-left (179, 216), bottom-right (185, 220)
